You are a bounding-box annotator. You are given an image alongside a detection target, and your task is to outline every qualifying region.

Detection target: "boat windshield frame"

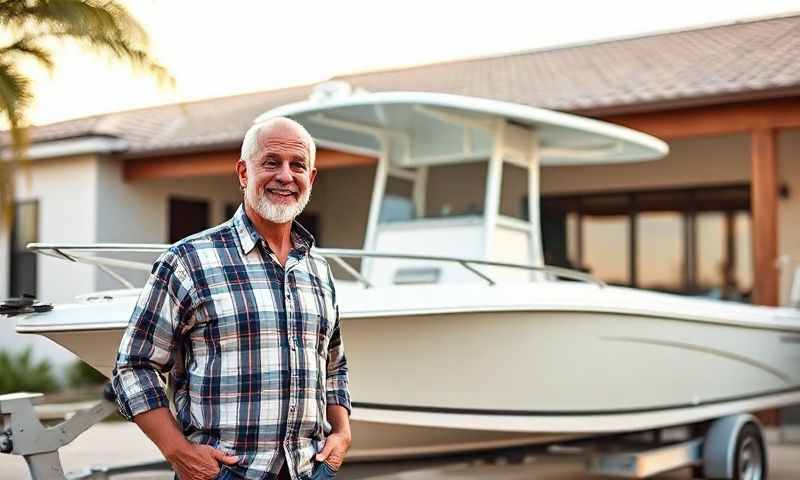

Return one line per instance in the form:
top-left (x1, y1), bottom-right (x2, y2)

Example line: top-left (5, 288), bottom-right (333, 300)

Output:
top-left (26, 243), bottom-right (605, 289)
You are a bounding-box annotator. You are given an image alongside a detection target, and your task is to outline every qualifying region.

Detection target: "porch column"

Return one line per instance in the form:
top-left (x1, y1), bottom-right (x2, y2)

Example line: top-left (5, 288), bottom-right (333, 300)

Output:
top-left (750, 128), bottom-right (779, 307)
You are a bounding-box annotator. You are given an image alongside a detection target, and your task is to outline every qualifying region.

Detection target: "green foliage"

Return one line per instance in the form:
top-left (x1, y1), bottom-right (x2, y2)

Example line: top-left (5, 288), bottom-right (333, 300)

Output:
top-left (66, 359), bottom-right (107, 388)
top-left (0, 347), bottom-right (58, 394)
top-left (0, 0), bottom-right (173, 219)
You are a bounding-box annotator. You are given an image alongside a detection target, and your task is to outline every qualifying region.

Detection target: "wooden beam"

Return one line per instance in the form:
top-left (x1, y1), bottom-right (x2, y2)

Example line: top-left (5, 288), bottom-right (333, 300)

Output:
top-left (124, 148), bottom-right (376, 182)
top-left (124, 150), bottom-right (237, 182)
top-left (750, 128), bottom-right (779, 306)
top-left (603, 97), bottom-right (800, 139)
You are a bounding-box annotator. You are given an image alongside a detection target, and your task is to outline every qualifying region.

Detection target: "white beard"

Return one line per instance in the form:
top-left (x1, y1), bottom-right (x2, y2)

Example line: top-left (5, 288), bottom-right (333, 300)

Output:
top-left (247, 186), bottom-right (311, 224)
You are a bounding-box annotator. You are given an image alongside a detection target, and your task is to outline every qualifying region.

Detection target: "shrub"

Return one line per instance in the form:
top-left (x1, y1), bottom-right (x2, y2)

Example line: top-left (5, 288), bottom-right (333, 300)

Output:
top-left (66, 359), bottom-right (108, 388)
top-left (0, 347), bottom-right (58, 394)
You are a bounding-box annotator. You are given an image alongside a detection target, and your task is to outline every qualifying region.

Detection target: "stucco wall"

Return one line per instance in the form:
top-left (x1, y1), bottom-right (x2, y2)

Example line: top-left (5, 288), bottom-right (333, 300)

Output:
top-left (1, 155), bottom-right (99, 371)
top-left (95, 159), bottom-right (244, 290)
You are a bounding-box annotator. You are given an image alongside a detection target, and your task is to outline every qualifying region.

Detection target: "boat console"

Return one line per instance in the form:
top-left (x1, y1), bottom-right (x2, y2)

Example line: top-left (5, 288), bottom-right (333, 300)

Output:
top-left (256, 90), bottom-right (668, 286)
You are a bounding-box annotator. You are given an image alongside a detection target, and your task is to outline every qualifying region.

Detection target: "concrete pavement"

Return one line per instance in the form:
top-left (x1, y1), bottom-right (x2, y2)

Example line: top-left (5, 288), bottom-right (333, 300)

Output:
top-left (1, 422), bottom-right (797, 479)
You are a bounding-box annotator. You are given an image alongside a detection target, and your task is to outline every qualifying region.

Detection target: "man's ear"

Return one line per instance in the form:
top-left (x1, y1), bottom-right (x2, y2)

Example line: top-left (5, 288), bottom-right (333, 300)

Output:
top-left (236, 159), bottom-right (248, 190)
top-left (309, 167), bottom-right (318, 186)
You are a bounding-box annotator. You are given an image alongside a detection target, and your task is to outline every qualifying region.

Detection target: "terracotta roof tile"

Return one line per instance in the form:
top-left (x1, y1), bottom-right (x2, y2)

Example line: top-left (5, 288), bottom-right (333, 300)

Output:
top-left (11, 14), bottom-right (800, 156)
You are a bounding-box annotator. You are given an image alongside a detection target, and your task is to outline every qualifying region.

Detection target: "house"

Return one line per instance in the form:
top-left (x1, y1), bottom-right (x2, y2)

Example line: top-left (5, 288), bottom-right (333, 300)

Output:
top-left (2, 15), bottom-right (799, 385)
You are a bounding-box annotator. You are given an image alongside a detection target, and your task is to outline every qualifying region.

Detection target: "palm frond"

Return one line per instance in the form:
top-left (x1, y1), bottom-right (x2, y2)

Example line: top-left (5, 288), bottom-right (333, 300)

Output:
top-left (0, 38), bottom-right (56, 71)
top-left (0, 0), bottom-right (174, 220)
top-left (46, 27), bottom-right (173, 86)
top-left (0, 60), bottom-right (32, 160)
top-left (3, 0), bottom-right (147, 43)
top-left (0, 60), bottom-right (31, 222)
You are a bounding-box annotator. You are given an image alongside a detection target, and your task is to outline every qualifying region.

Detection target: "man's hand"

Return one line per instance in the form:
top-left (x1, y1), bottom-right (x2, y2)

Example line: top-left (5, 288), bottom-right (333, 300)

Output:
top-left (168, 444), bottom-right (239, 480)
top-left (132, 408), bottom-right (238, 480)
top-left (315, 431), bottom-right (351, 471)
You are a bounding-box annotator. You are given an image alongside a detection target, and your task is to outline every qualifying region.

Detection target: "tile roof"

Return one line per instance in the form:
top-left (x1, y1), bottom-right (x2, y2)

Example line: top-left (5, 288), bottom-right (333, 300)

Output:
top-left (12, 14), bottom-right (800, 156)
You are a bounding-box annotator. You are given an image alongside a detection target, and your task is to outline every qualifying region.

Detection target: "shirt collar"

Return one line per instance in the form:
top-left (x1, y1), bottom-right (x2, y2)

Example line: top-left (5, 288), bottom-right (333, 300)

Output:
top-left (232, 204), bottom-right (315, 255)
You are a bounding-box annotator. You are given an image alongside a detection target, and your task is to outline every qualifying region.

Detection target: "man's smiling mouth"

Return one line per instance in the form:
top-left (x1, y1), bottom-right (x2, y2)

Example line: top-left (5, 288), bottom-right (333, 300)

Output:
top-left (267, 188), bottom-right (297, 197)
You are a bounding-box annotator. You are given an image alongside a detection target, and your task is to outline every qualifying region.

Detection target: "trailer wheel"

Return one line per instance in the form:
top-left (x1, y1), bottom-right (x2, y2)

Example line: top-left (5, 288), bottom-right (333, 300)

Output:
top-left (703, 415), bottom-right (768, 480)
top-left (732, 422), bottom-right (767, 480)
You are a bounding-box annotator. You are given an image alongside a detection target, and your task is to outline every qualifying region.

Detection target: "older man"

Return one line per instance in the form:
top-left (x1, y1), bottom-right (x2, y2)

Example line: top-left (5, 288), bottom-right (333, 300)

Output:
top-left (112, 118), bottom-right (351, 480)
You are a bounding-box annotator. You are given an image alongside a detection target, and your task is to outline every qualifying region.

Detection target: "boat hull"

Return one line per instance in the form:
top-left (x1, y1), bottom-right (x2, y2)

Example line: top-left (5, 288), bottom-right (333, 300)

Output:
top-left (20, 299), bottom-right (800, 461)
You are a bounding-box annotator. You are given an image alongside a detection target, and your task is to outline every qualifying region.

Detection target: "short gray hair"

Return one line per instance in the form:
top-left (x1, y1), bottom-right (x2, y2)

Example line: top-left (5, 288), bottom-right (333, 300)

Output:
top-left (240, 118), bottom-right (316, 168)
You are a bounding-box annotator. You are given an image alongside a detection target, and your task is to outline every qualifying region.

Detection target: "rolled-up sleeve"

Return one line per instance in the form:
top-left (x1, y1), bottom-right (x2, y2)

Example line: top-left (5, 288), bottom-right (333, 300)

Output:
top-left (324, 269), bottom-right (351, 415)
top-left (112, 251), bottom-right (196, 421)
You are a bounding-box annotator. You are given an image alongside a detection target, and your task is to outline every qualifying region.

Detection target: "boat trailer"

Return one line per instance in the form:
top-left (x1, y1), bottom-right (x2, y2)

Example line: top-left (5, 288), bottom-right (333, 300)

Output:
top-left (1, 388), bottom-right (770, 480)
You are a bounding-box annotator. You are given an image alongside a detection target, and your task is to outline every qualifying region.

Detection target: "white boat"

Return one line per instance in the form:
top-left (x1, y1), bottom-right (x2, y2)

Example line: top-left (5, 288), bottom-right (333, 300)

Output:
top-left (14, 91), bottom-right (800, 463)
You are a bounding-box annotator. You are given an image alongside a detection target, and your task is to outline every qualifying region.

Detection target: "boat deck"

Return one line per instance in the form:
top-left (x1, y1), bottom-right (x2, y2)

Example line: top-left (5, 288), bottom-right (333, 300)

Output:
top-left (1, 423), bottom-right (798, 479)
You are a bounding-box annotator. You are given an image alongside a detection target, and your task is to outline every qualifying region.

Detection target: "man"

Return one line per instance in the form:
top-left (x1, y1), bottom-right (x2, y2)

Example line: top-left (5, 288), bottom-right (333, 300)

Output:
top-left (112, 118), bottom-right (351, 480)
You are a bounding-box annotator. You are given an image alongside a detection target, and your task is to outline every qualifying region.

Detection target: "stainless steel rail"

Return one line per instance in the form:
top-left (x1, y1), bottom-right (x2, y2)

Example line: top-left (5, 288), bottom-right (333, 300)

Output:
top-left (26, 243), bottom-right (605, 289)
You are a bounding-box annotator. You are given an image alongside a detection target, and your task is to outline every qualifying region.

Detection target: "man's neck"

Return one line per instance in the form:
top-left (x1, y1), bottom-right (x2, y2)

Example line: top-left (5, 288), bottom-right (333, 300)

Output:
top-left (244, 203), bottom-right (294, 266)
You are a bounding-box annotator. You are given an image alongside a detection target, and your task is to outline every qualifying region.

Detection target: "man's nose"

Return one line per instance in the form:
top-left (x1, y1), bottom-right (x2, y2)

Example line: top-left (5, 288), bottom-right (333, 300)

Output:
top-left (275, 161), bottom-right (293, 182)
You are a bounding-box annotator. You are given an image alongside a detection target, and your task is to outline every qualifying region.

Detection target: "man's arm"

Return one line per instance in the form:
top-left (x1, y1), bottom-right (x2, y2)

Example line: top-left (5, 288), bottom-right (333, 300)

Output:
top-left (134, 407), bottom-right (238, 478)
top-left (315, 404), bottom-right (351, 469)
top-left (315, 298), bottom-right (353, 470)
top-left (112, 252), bottom-right (235, 480)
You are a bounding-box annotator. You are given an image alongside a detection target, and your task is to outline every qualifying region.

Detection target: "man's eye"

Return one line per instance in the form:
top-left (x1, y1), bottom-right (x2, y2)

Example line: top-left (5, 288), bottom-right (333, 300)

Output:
top-left (292, 162), bottom-right (306, 170)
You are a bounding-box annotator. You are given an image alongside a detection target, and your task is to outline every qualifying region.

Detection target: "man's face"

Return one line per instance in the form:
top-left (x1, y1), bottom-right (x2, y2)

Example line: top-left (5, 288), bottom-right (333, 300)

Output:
top-left (237, 120), bottom-right (317, 224)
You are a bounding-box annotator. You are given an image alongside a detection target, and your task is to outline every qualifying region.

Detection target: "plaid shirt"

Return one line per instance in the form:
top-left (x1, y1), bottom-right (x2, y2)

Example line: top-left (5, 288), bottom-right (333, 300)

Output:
top-left (112, 205), bottom-right (351, 480)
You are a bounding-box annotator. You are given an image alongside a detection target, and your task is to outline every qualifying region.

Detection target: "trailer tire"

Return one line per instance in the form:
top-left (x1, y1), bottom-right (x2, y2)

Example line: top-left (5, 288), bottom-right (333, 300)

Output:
top-left (732, 422), bottom-right (767, 480)
top-left (704, 415), bottom-right (767, 480)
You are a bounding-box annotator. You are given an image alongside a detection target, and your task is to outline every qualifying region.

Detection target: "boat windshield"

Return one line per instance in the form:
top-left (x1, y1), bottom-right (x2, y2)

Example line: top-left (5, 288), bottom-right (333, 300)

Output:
top-left (379, 162), bottom-right (490, 222)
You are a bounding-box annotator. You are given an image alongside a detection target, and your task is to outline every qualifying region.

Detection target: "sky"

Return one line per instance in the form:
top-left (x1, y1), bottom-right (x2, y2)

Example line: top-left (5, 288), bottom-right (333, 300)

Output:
top-left (20, 0), bottom-right (800, 126)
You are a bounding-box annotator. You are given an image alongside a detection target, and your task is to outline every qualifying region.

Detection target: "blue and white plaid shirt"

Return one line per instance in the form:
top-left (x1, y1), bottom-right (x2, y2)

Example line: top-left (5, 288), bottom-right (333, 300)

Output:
top-left (112, 205), bottom-right (351, 480)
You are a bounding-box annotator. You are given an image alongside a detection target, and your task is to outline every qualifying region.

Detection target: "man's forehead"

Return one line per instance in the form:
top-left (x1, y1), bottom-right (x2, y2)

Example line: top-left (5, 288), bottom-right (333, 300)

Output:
top-left (257, 119), bottom-right (310, 148)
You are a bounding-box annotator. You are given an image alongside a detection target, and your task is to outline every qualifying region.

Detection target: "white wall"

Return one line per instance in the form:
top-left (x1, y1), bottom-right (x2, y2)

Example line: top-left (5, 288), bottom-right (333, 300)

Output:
top-left (1, 155), bottom-right (100, 373)
top-left (94, 159), bottom-right (244, 290)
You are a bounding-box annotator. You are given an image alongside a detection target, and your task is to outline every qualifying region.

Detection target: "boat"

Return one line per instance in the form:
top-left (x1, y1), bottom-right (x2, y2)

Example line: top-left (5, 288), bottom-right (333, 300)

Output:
top-left (13, 90), bottom-right (800, 463)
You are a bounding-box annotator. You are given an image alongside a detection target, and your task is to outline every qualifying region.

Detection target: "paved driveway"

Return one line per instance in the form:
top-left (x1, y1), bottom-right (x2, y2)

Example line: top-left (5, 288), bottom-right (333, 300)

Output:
top-left (1, 423), bottom-right (797, 479)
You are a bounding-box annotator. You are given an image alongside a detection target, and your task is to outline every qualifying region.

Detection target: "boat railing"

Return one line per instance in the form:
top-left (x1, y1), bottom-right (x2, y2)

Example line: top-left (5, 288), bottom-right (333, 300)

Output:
top-left (26, 243), bottom-right (606, 289)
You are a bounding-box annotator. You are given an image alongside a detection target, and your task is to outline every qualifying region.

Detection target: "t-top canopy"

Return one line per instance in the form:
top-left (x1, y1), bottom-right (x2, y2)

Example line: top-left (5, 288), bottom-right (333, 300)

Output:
top-left (255, 91), bottom-right (668, 167)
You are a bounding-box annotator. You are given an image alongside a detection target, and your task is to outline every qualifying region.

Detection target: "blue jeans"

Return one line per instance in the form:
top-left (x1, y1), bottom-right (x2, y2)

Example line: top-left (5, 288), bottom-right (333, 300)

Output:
top-left (172, 462), bottom-right (335, 480)
top-left (309, 461), bottom-right (337, 480)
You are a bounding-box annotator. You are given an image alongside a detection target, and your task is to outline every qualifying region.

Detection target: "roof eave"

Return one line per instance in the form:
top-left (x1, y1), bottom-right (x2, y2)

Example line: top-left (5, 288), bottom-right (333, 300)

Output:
top-left (0, 135), bottom-right (128, 161)
top-left (571, 85), bottom-right (800, 117)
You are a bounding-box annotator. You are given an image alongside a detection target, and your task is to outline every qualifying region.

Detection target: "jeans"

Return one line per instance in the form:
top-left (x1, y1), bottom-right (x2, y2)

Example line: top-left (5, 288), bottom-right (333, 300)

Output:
top-left (172, 461), bottom-right (335, 480)
top-left (309, 461), bottom-right (337, 480)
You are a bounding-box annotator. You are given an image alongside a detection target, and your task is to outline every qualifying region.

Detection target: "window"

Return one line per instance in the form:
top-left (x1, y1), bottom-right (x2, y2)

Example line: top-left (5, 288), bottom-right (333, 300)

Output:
top-left (9, 201), bottom-right (38, 297)
top-left (168, 198), bottom-right (209, 243)
top-left (500, 164), bottom-right (529, 220)
top-left (542, 184), bottom-right (754, 301)
top-left (379, 176), bottom-right (415, 223)
top-left (424, 162), bottom-right (487, 218)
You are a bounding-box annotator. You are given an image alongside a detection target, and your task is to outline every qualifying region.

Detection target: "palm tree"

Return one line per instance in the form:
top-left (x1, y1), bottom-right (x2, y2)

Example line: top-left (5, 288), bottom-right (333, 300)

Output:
top-left (0, 0), bottom-right (172, 214)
